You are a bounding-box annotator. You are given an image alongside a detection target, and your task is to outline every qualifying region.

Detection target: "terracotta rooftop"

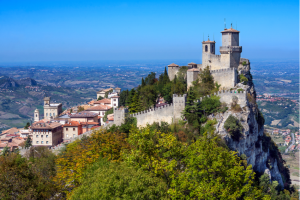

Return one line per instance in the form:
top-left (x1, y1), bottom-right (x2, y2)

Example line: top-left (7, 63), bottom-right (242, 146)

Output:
top-left (64, 121), bottom-right (81, 127)
top-left (111, 96), bottom-right (120, 98)
top-left (70, 111), bottom-right (98, 118)
top-left (115, 87), bottom-right (121, 89)
top-left (187, 68), bottom-right (200, 72)
top-left (94, 98), bottom-right (111, 104)
top-left (221, 27), bottom-right (240, 33)
top-left (80, 122), bottom-right (99, 125)
top-left (86, 105), bottom-right (112, 111)
top-left (168, 63), bottom-right (179, 67)
top-left (188, 62), bottom-right (196, 65)
top-left (98, 88), bottom-right (113, 93)
top-left (31, 121), bottom-right (62, 129)
top-left (1, 127), bottom-right (19, 135)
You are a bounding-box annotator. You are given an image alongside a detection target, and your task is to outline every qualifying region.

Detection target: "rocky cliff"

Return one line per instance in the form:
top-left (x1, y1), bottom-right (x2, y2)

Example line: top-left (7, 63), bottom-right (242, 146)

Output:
top-left (211, 63), bottom-right (288, 188)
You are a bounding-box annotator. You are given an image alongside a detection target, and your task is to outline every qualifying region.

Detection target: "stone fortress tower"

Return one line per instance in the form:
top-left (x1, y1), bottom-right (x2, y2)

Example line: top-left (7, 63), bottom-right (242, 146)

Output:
top-left (168, 24), bottom-right (245, 90)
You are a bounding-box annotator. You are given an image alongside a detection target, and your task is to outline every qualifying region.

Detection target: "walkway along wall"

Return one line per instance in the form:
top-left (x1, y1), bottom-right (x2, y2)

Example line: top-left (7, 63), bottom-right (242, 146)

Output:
top-left (114, 91), bottom-right (246, 128)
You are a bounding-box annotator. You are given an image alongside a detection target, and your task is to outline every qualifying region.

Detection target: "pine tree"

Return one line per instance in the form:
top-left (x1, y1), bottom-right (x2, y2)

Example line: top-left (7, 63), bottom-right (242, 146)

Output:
top-left (163, 67), bottom-right (170, 84)
top-left (183, 89), bottom-right (201, 129)
top-left (129, 92), bottom-right (140, 113)
top-left (25, 136), bottom-right (32, 149)
top-left (141, 78), bottom-right (146, 87)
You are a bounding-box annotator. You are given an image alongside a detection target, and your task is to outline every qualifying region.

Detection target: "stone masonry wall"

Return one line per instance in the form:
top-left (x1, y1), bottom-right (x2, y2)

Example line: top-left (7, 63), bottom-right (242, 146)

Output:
top-left (129, 104), bottom-right (174, 127)
top-left (210, 68), bottom-right (237, 89)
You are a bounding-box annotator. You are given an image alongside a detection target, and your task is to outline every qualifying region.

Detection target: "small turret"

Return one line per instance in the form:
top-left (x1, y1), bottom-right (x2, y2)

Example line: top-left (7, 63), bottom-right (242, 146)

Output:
top-left (168, 63), bottom-right (179, 81)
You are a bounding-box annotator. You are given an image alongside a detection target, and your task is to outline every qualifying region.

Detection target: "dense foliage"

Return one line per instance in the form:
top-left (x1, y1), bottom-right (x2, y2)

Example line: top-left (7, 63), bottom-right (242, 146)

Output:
top-left (224, 115), bottom-right (243, 141)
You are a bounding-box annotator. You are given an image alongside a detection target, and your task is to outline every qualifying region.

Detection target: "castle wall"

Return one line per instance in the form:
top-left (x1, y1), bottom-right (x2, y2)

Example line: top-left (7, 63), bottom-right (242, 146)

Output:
top-left (168, 66), bottom-right (179, 81)
top-left (130, 105), bottom-right (174, 127)
top-left (230, 52), bottom-right (241, 69)
top-left (210, 68), bottom-right (237, 89)
top-left (195, 90), bottom-right (247, 108)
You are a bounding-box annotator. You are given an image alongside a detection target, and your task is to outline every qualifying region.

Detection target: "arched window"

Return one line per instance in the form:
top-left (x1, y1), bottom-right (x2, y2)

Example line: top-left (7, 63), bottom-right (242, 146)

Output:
top-left (205, 45), bottom-right (208, 52)
top-left (46, 113), bottom-right (48, 117)
top-left (211, 45), bottom-right (214, 53)
top-left (36, 114), bottom-right (37, 117)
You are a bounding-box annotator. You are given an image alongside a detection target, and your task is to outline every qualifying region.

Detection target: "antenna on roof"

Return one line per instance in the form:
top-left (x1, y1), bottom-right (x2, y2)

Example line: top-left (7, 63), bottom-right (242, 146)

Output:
top-left (231, 23), bottom-right (232, 28)
top-left (224, 18), bottom-right (226, 29)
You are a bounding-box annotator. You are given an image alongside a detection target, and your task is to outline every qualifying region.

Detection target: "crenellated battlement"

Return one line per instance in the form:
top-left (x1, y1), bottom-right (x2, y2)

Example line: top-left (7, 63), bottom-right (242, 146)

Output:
top-left (193, 89), bottom-right (247, 107)
top-left (129, 103), bottom-right (173, 117)
top-left (210, 68), bottom-right (235, 74)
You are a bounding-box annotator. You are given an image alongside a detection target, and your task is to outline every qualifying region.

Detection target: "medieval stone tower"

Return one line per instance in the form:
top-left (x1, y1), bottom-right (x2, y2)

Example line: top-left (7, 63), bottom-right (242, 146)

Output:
top-left (202, 24), bottom-right (242, 70)
top-left (43, 96), bottom-right (63, 120)
top-left (34, 109), bottom-right (40, 122)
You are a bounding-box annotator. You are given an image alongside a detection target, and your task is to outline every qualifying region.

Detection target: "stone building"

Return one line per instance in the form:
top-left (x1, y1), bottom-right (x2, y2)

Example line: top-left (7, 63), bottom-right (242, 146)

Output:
top-left (85, 105), bottom-right (112, 125)
top-left (169, 25), bottom-right (246, 90)
top-left (63, 121), bottom-right (82, 142)
top-left (31, 121), bottom-right (63, 147)
top-left (70, 111), bottom-right (99, 123)
top-left (43, 96), bottom-right (62, 120)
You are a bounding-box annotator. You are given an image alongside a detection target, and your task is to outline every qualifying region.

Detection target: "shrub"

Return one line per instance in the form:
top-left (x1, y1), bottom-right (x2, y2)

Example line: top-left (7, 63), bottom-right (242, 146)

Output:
top-left (237, 88), bottom-right (244, 93)
top-left (200, 95), bottom-right (222, 115)
top-left (231, 96), bottom-right (242, 112)
top-left (224, 115), bottom-right (243, 141)
top-left (239, 74), bottom-right (248, 85)
top-left (242, 61), bottom-right (247, 66)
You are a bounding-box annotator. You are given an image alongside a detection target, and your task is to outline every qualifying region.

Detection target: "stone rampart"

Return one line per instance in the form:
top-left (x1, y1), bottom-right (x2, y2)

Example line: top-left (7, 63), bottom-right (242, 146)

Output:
top-left (210, 68), bottom-right (237, 89)
top-left (129, 104), bottom-right (174, 127)
top-left (195, 90), bottom-right (247, 107)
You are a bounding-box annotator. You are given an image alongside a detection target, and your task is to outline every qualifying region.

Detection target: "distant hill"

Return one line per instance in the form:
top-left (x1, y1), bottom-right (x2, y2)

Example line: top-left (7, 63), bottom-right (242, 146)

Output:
top-left (0, 76), bottom-right (37, 88)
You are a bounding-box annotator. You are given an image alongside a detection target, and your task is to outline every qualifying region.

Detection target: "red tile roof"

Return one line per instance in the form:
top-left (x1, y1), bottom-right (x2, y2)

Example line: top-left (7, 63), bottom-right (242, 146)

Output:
top-left (94, 98), bottom-right (111, 104)
top-left (187, 68), bottom-right (199, 72)
top-left (188, 62), bottom-right (196, 65)
top-left (70, 111), bottom-right (98, 118)
top-left (168, 63), bottom-right (179, 67)
top-left (64, 121), bottom-right (81, 127)
top-left (202, 38), bottom-right (216, 44)
top-left (80, 122), bottom-right (99, 125)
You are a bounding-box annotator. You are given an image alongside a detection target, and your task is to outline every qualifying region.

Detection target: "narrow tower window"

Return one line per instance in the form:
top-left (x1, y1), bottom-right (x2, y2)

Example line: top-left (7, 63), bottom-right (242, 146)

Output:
top-left (205, 45), bottom-right (208, 52)
top-left (211, 46), bottom-right (214, 53)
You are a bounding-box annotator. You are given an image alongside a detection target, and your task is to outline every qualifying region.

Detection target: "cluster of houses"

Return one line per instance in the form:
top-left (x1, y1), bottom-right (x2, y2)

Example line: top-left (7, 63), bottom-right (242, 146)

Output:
top-left (272, 128), bottom-right (300, 151)
top-left (0, 87), bottom-right (121, 152)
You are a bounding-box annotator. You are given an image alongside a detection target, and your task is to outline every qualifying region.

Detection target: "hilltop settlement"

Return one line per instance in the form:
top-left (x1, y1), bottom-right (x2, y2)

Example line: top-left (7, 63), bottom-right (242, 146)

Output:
top-left (0, 25), bottom-right (299, 198)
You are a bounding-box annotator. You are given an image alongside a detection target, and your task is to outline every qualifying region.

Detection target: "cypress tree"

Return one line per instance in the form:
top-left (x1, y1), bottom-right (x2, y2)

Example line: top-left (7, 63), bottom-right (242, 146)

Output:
top-left (25, 136), bottom-right (32, 149)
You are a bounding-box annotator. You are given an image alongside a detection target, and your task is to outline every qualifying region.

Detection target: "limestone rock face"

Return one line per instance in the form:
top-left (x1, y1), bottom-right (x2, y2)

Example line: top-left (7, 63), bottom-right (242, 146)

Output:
top-left (213, 71), bottom-right (284, 187)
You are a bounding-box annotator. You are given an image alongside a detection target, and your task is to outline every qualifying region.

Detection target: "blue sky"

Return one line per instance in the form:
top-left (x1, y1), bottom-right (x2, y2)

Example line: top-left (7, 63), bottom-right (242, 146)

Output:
top-left (0, 0), bottom-right (298, 62)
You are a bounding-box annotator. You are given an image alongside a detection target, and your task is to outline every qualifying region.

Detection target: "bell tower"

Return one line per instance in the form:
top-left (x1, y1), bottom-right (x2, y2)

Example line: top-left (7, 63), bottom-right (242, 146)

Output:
top-left (34, 109), bottom-right (40, 122)
top-left (202, 37), bottom-right (216, 69)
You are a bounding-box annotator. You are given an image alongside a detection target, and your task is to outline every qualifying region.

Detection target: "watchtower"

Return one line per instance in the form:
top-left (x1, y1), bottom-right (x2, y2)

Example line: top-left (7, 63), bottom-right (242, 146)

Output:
top-left (168, 63), bottom-right (179, 81)
top-left (220, 24), bottom-right (242, 69)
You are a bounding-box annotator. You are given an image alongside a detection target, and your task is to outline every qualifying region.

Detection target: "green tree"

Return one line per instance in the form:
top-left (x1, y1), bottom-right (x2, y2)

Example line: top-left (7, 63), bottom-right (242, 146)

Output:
top-left (224, 115), bottom-right (243, 141)
top-left (1, 145), bottom-right (10, 156)
top-left (70, 158), bottom-right (169, 200)
top-left (78, 106), bottom-right (84, 112)
top-left (97, 96), bottom-right (104, 101)
top-left (129, 92), bottom-right (142, 113)
top-left (103, 108), bottom-right (114, 122)
top-left (24, 122), bottom-right (30, 129)
top-left (169, 134), bottom-right (263, 199)
top-left (123, 126), bottom-right (187, 188)
top-left (25, 136), bottom-right (32, 149)
top-left (183, 89), bottom-right (202, 130)
top-left (141, 77), bottom-right (146, 87)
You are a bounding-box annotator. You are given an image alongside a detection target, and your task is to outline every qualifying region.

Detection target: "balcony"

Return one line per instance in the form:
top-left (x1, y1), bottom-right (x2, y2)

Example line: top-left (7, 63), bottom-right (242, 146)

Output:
top-left (220, 46), bottom-right (242, 53)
